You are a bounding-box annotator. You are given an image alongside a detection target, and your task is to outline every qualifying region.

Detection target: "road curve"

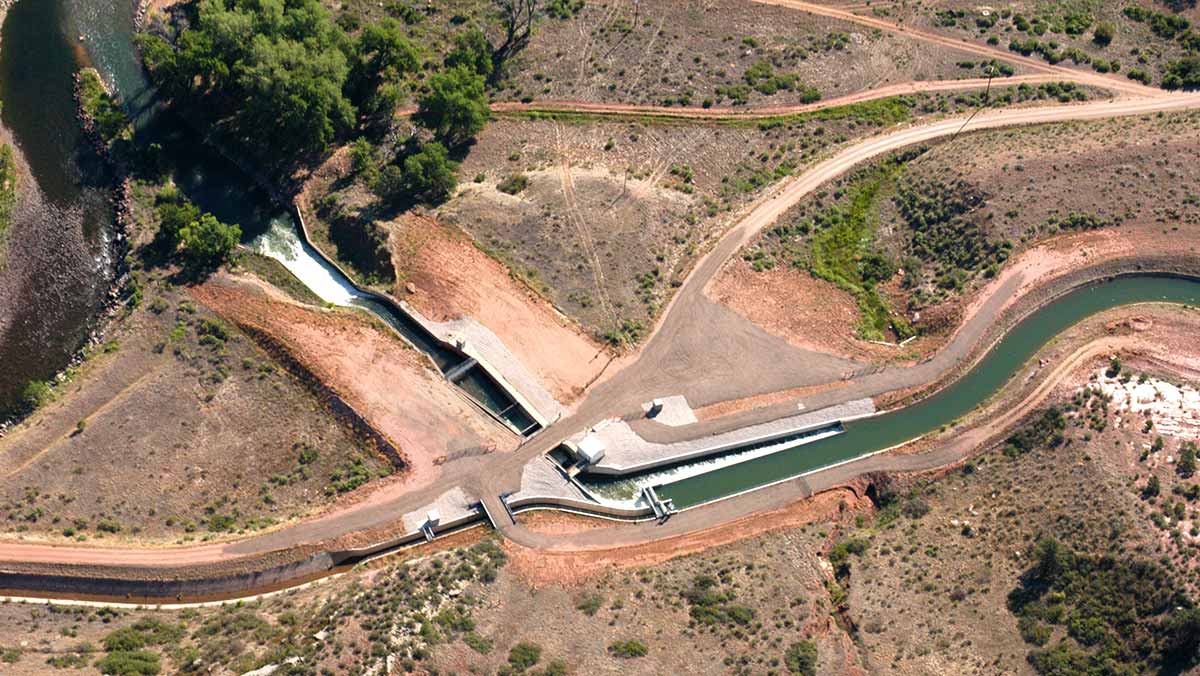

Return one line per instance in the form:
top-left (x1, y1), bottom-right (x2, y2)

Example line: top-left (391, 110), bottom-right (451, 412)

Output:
top-left (637, 92), bottom-right (1200, 355)
top-left (2, 91), bottom-right (1199, 585)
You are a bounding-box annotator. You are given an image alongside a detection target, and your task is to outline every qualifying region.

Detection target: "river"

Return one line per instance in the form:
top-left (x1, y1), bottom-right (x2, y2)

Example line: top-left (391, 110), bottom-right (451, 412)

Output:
top-left (0, 0), bottom-right (117, 412)
top-left (0, 0), bottom-right (298, 414)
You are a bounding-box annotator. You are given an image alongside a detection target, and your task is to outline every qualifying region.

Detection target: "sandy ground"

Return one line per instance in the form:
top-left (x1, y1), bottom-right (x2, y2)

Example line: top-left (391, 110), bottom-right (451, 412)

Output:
top-left (389, 213), bottom-right (610, 405)
top-left (503, 486), bottom-right (870, 587)
top-left (692, 379), bottom-right (852, 421)
top-left (961, 228), bottom-right (1137, 326)
top-left (190, 274), bottom-right (518, 493)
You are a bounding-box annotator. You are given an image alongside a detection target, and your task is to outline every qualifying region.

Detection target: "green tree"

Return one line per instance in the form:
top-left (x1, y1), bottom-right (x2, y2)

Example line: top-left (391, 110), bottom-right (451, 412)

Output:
top-left (416, 66), bottom-right (490, 144)
top-left (1092, 21), bottom-right (1115, 46)
top-left (138, 0), bottom-right (356, 163)
top-left (155, 194), bottom-right (202, 249)
top-left (349, 137), bottom-right (376, 175)
top-left (1142, 474), bottom-right (1161, 500)
top-left (398, 141), bottom-right (459, 203)
top-left (179, 213), bottom-right (242, 265)
top-left (350, 18), bottom-right (421, 115)
top-left (445, 28), bottom-right (494, 78)
top-left (1032, 538), bottom-right (1068, 582)
top-left (1179, 442), bottom-right (1197, 478)
top-left (237, 37), bottom-right (355, 158)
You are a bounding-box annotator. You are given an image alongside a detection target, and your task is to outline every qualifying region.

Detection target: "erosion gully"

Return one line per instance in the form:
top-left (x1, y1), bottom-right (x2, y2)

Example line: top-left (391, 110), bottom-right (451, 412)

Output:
top-left (0, 0), bottom-right (538, 435)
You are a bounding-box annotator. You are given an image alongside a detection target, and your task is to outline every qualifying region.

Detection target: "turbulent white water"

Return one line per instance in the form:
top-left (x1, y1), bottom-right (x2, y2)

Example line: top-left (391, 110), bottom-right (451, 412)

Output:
top-left (583, 425), bottom-right (846, 507)
top-left (249, 218), bottom-right (361, 306)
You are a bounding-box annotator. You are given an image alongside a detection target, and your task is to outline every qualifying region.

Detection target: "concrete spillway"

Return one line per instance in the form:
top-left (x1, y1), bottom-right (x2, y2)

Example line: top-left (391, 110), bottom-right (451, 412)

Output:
top-left (250, 216), bottom-right (544, 436)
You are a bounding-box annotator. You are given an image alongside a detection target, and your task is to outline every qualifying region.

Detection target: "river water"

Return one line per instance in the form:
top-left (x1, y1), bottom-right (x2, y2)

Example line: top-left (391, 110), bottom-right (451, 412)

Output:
top-left (0, 0), bottom-right (297, 413)
top-left (0, 0), bottom-right (117, 412)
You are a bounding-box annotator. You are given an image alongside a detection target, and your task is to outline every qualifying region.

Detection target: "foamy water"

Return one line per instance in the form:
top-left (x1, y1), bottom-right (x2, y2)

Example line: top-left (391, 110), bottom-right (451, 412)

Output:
top-left (249, 218), bottom-right (361, 306)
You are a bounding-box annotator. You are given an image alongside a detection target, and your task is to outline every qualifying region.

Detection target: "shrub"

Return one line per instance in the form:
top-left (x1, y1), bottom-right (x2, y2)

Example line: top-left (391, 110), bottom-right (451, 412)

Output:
top-left (545, 0), bottom-right (584, 19)
top-left (1164, 56), bottom-right (1200, 90)
top-left (1003, 407), bottom-right (1065, 458)
top-left (102, 627), bottom-right (146, 652)
top-left (497, 174), bottom-right (529, 195)
top-left (575, 593), bottom-right (603, 616)
top-left (1092, 21), bottom-right (1115, 46)
top-left (95, 650), bottom-right (160, 675)
top-left (1106, 355), bottom-right (1122, 378)
top-left (506, 642), bottom-right (541, 671)
top-left (96, 518), bottom-right (122, 533)
top-left (77, 69), bottom-right (130, 145)
top-left (608, 639), bottom-right (647, 658)
top-left (784, 640), bottom-right (818, 675)
top-left (20, 380), bottom-right (53, 412)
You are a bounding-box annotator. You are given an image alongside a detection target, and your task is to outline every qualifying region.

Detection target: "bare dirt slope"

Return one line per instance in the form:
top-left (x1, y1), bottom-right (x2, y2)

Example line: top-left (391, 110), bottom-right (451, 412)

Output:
top-left (389, 213), bottom-right (610, 404)
top-left (0, 282), bottom-right (386, 545)
top-left (190, 274), bottom-right (518, 493)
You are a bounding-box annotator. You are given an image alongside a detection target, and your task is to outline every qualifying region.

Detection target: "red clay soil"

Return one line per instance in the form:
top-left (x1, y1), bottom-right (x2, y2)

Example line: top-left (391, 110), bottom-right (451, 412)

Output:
top-left (190, 275), bottom-right (518, 493)
top-left (511, 510), bottom-right (613, 536)
top-left (390, 213), bottom-right (611, 405)
top-left (709, 260), bottom-right (951, 362)
top-left (503, 487), bottom-right (871, 587)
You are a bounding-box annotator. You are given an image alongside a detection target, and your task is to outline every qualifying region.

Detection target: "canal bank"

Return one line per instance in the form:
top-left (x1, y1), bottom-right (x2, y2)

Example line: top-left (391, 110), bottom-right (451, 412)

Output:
top-left (654, 272), bottom-right (1200, 509)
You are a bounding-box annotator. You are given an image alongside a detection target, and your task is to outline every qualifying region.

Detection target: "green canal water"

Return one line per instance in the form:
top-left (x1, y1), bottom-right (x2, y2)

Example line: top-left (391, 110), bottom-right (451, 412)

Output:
top-left (657, 275), bottom-right (1200, 509)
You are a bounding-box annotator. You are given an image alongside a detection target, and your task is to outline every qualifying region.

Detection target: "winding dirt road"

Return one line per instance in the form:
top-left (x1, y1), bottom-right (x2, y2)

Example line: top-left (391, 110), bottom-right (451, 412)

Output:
top-left (3, 5), bottom-right (1200, 594)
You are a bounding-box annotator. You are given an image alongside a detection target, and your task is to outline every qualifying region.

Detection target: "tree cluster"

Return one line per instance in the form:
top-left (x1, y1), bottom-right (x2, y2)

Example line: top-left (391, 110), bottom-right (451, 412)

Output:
top-left (1010, 538), bottom-right (1200, 675)
top-left (154, 186), bottom-right (241, 270)
top-left (138, 0), bottom-right (424, 165)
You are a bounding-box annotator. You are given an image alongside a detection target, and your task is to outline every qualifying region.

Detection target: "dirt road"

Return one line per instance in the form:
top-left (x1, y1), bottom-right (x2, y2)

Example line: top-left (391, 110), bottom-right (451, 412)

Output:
top-left (491, 74), bottom-right (1084, 120)
top-left (2, 62), bottom-right (1200, 588)
top-left (752, 0), bottom-right (1161, 98)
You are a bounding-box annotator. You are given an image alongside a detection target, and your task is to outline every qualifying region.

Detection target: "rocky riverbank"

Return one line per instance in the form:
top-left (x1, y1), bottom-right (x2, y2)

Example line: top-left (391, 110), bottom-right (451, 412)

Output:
top-left (0, 62), bottom-right (133, 433)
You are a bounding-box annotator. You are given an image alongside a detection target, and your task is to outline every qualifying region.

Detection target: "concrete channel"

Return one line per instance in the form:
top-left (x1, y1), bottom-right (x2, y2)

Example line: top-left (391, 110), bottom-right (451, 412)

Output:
top-left (251, 208), bottom-right (550, 436)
